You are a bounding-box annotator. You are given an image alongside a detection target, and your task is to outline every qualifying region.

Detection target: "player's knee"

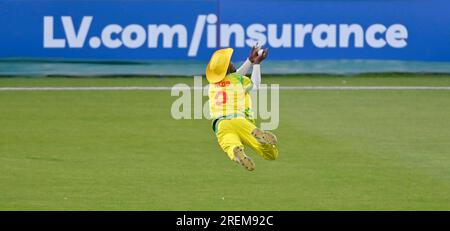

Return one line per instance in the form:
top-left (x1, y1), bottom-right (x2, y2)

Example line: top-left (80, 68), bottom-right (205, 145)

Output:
top-left (264, 151), bottom-right (278, 160)
top-left (266, 155), bottom-right (276, 160)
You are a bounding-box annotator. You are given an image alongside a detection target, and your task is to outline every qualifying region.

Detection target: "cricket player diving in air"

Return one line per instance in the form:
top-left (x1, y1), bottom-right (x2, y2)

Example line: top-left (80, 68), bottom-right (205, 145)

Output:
top-left (206, 46), bottom-right (279, 171)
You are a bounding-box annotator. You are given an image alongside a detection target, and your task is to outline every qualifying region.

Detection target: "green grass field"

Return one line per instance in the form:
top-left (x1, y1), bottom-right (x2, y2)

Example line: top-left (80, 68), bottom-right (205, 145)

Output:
top-left (1, 74), bottom-right (450, 210)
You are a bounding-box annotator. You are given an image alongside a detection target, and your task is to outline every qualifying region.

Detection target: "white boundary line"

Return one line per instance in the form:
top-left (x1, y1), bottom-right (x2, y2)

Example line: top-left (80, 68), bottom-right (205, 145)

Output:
top-left (1, 86), bottom-right (450, 91)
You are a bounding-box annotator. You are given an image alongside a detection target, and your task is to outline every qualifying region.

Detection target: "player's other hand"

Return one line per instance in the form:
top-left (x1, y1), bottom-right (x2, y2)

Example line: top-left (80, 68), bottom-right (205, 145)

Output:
top-left (253, 48), bottom-right (269, 64)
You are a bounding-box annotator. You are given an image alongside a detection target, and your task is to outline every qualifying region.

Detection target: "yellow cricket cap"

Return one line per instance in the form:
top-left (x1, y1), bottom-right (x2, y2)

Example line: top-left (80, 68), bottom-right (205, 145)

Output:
top-left (205, 48), bottom-right (233, 83)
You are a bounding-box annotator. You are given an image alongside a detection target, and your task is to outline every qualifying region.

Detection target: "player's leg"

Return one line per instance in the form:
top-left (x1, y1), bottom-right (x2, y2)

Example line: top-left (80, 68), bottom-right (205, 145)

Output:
top-left (251, 127), bottom-right (279, 160)
top-left (216, 119), bottom-right (255, 171)
top-left (234, 118), bottom-right (279, 160)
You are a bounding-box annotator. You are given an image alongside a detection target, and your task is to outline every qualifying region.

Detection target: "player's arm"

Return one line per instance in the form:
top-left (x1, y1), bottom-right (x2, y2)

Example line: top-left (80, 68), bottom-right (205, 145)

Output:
top-left (251, 48), bottom-right (269, 89)
top-left (251, 64), bottom-right (261, 88)
top-left (236, 59), bottom-right (252, 75)
top-left (236, 45), bottom-right (259, 75)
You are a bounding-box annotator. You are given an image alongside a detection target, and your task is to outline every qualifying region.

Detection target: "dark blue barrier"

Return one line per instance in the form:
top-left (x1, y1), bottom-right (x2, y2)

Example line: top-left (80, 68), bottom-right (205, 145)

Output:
top-left (1, 0), bottom-right (450, 61)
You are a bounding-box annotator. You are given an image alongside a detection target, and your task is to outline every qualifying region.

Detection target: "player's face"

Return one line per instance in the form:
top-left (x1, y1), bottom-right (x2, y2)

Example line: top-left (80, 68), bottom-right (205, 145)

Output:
top-left (227, 62), bottom-right (236, 74)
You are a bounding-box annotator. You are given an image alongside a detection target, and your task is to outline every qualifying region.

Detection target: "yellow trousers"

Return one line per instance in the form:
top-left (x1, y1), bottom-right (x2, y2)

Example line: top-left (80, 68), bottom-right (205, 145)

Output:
top-left (216, 117), bottom-right (278, 161)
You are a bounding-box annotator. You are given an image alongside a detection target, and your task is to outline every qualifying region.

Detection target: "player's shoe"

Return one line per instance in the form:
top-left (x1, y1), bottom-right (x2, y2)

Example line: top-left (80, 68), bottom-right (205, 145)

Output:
top-left (251, 128), bottom-right (278, 145)
top-left (233, 146), bottom-right (255, 171)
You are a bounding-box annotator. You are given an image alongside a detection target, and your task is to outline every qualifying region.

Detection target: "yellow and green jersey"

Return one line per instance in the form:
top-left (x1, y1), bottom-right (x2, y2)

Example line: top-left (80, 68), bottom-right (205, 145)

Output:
top-left (209, 72), bottom-right (255, 131)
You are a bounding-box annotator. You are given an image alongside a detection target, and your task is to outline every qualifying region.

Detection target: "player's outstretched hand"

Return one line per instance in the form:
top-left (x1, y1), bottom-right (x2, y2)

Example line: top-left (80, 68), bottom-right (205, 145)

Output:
top-left (253, 48), bottom-right (269, 64)
top-left (248, 45), bottom-right (259, 63)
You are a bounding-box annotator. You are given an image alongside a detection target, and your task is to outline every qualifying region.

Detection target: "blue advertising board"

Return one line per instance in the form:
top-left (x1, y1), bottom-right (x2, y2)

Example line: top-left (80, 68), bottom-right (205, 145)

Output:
top-left (0, 0), bottom-right (450, 61)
